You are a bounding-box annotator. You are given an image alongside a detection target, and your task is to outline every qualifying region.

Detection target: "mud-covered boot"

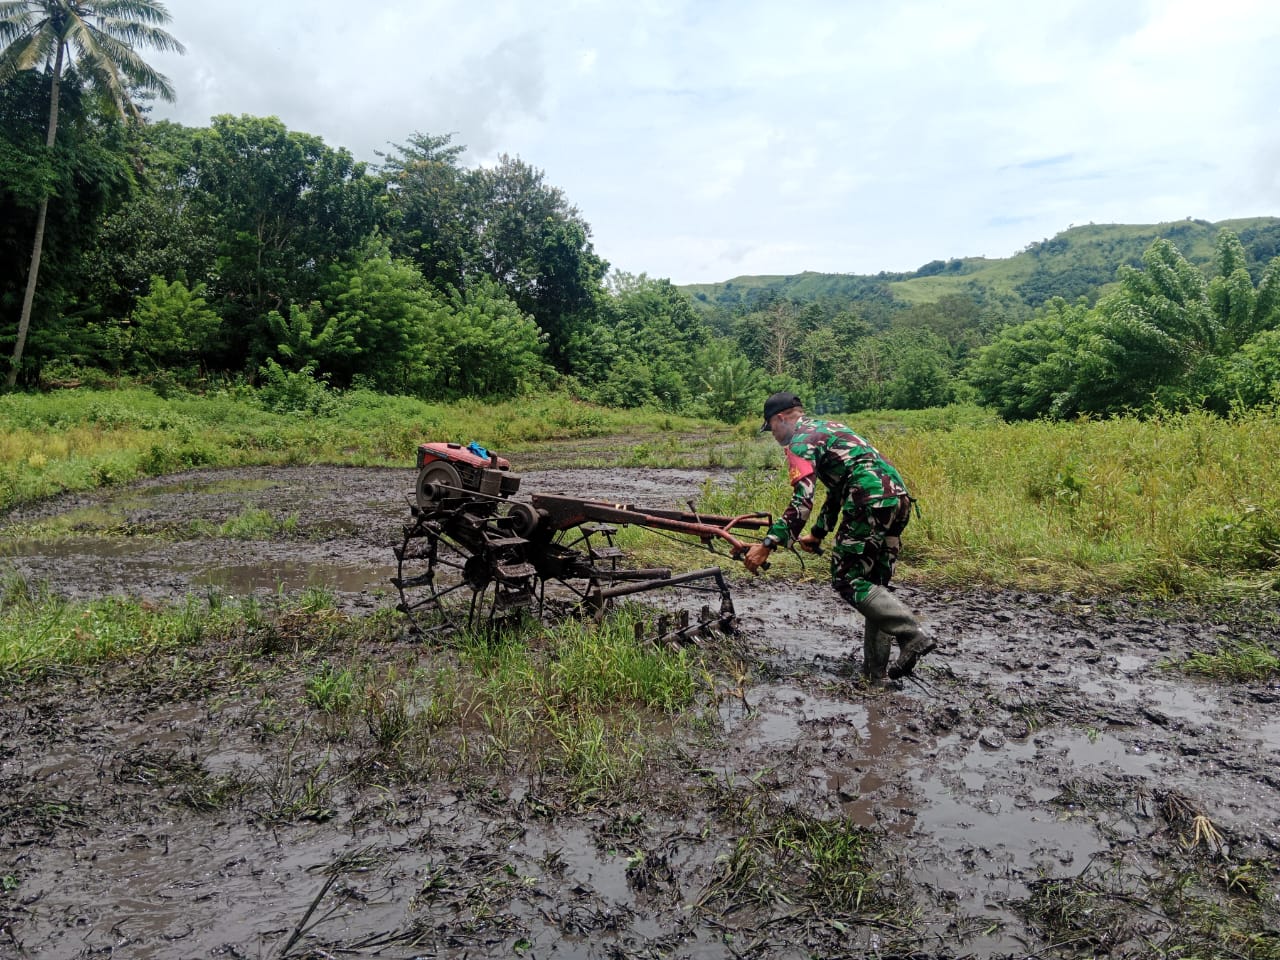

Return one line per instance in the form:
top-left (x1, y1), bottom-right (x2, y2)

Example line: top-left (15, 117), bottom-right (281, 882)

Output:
top-left (861, 620), bottom-right (892, 687)
top-left (855, 585), bottom-right (935, 679)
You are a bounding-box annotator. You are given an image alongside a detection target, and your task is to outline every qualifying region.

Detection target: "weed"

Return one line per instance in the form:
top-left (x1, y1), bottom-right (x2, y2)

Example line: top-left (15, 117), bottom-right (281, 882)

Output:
top-left (1174, 640), bottom-right (1280, 682)
top-left (547, 707), bottom-right (643, 800)
top-left (698, 791), bottom-right (893, 919)
top-left (306, 661), bottom-right (359, 714)
top-left (259, 744), bottom-right (346, 823)
top-left (362, 676), bottom-right (414, 751)
top-left (1017, 868), bottom-right (1136, 951)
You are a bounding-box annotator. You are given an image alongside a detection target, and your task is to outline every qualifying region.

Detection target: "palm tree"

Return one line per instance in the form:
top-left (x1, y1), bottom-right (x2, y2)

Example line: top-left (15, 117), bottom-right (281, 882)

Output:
top-left (0, 0), bottom-right (184, 387)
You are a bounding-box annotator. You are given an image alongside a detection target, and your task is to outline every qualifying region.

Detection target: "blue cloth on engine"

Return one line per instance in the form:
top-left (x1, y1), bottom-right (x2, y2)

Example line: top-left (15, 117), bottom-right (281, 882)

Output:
top-left (467, 441), bottom-right (490, 460)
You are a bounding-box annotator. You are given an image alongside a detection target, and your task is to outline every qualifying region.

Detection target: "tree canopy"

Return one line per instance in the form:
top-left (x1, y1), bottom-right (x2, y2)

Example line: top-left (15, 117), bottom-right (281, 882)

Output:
top-left (2, 41), bottom-right (1279, 428)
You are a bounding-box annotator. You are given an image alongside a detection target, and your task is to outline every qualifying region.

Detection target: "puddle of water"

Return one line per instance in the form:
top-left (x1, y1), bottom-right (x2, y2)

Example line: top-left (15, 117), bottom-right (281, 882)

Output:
top-left (509, 824), bottom-right (631, 902)
top-left (1021, 727), bottom-right (1163, 776)
top-left (744, 683), bottom-right (868, 741)
top-left (2, 536), bottom-right (162, 560)
top-left (907, 781), bottom-right (1109, 955)
top-left (133, 477), bottom-right (278, 498)
top-left (1244, 718), bottom-right (1280, 753)
top-left (1140, 678), bottom-right (1220, 724)
top-left (193, 561), bottom-right (397, 595)
top-left (746, 696), bottom-right (929, 831)
top-left (1114, 654), bottom-right (1148, 672)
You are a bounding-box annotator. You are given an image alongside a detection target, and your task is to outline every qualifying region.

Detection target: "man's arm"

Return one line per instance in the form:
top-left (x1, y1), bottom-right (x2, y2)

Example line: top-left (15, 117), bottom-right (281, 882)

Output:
top-left (812, 485), bottom-right (841, 540)
top-left (765, 474), bottom-right (816, 547)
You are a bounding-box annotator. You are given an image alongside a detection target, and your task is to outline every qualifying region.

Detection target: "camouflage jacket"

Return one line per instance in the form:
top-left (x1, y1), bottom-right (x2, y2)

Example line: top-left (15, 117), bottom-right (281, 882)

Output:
top-left (765, 416), bottom-right (909, 546)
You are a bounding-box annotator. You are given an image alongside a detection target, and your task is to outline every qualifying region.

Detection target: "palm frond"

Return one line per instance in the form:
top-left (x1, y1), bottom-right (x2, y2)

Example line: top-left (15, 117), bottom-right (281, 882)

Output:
top-left (0, 28), bottom-right (54, 75)
top-left (93, 29), bottom-right (174, 98)
top-left (97, 16), bottom-right (184, 54)
top-left (94, 0), bottom-right (175, 25)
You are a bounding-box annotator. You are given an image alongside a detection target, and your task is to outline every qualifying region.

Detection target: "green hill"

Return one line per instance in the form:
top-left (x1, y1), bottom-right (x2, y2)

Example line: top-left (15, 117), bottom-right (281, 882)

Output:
top-left (679, 216), bottom-right (1280, 318)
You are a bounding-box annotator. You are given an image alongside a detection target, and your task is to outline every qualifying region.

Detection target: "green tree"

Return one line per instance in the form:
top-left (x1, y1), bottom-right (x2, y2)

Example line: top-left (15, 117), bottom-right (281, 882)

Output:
top-left (266, 242), bottom-right (440, 394)
top-left (1079, 232), bottom-right (1280, 413)
top-left (697, 339), bottom-right (764, 422)
top-left (881, 332), bottom-right (956, 409)
top-left (1208, 230), bottom-right (1280, 349)
top-left (0, 0), bottom-right (183, 387)
top-left (891, 294), bottom-right (986, 361)
top-left (570, 273), bottom-right (710, 411)
top-left (461, 154), bottom-right (608, 365)
top-left (190, 114), bottom-right (380, 369)
top-left (761, 300), bottom-right (800, 376)
top-left (1219, 329), bottom-right (1280, 407)
top-left (379, 131), bottom-right (472, 290)
top-left (130, 274), bottom-right (219, 369)
top-left (968, 298), bottom-right (1090, 420)
top-left (0, 68), bottom-right (131, 374)
top-left (971, 233), bottom-right (1280, 420)
top-left (76, 120), bottom-right (215, 327)
top-left (435, 279), bottom-right (549, 398)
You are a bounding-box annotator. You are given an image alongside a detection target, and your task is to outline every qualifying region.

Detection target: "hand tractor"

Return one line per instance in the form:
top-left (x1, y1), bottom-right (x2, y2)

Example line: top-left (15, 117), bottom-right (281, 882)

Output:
top-left (392, 442), bottom-right (772, 644)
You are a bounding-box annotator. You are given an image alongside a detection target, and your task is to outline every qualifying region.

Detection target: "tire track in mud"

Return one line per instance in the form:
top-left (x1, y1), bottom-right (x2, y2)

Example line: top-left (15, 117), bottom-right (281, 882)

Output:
top-left (1, 466), bottom-right (1278, 958)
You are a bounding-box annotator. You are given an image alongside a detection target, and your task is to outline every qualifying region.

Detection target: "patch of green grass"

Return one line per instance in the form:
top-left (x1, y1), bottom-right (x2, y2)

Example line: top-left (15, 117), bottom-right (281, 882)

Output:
top-left (1171, 641), bottom-right (1280, 682)
top-left (0, 574), bottom-right (369, 680)
top-left (690, 406), bottom-right (1280, 600)
top-left (205, 507), bottom-right (299, 539)
top-left (297, 608), bottom-right (714, 798)
top-left (0, 584), bottom-right (206, 678)
top-left (698, 793), bottom-right (894, 917)
top-left (305, 660), bottom-right (360, 713)
top-left (546, 707), bottom-right (645, 800)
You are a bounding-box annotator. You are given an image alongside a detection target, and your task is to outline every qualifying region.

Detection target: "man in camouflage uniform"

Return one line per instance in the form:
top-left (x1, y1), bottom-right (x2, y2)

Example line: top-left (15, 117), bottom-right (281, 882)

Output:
top-left (743, 391), bottom-right (934, 684)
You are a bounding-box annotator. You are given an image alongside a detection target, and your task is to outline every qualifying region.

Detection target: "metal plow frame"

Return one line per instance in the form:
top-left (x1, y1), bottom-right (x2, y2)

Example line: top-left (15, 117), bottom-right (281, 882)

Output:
top-left (392, 470), bottom-right (770, 644)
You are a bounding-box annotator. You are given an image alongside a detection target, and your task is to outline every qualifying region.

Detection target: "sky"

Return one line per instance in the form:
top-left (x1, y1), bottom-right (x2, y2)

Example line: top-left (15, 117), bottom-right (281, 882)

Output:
top-left (145, 0), bottom-right (1280, 285)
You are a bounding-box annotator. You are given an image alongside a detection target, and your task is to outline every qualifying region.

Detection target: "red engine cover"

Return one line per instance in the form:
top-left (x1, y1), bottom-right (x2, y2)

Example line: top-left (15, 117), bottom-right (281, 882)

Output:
top-left (416, 442), bottom-right (510, 471)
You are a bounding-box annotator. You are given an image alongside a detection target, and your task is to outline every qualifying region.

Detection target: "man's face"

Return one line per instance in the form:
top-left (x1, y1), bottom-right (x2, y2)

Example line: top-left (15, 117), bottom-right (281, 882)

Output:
top-left (767, 407), bottom-right (802, 445)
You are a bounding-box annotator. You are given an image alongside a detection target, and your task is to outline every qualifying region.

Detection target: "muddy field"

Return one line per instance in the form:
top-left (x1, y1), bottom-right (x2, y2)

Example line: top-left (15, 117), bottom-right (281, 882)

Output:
top-left (1, 466), bottom-right (1278, 959)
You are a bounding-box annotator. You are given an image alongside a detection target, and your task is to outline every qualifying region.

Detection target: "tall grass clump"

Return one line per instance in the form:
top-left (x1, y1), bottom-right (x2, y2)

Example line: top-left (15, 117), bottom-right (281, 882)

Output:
top-left (377, 610), bottom-right (714, 795)
top-left (892, 407), bottom-right (1280, 596)
top-left (1173, 641), bottom-right (1280, 682)
top-left (0, 575), bottom-right (208, 677)
top-left (454, 610), bottom-right (706, 715)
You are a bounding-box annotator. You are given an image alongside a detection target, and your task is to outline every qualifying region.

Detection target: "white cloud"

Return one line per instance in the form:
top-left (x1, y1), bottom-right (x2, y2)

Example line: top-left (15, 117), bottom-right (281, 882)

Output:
top-left (147, 0), bottom-right (1280, 283)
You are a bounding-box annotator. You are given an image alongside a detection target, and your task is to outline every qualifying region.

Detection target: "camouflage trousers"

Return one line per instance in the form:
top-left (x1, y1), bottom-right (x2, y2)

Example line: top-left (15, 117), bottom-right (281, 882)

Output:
top-left (830, 498), bottom-right (912, 607)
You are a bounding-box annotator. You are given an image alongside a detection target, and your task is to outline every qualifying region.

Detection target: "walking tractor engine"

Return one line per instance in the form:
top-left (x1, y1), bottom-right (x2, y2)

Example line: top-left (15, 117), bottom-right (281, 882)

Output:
top-left (393, 441), bottom-right (774, 645)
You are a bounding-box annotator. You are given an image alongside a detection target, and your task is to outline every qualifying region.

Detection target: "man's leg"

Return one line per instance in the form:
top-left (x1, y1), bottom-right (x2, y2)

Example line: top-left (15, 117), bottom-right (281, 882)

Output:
top-left (856, 585), bottom-right (934, 679)
top-left (831, 516), bottom-right (933, 679)
top-left (862, 619), bottom-right (892, 685)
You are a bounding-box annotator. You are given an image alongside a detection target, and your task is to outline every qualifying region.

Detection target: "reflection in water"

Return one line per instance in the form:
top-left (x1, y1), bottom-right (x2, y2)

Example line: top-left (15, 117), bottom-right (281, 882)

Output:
top-left (193, 560), bottom-right (396, 595)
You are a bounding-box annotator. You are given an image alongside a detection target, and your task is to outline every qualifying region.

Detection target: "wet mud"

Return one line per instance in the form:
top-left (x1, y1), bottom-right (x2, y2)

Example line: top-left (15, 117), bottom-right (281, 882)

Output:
top-left (2, 466), bottom-right (1278, 959)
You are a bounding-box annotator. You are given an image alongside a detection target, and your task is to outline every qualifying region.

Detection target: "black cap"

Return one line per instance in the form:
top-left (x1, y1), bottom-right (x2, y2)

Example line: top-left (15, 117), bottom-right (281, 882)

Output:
top-left (761, 391), bottom-right (803, 431)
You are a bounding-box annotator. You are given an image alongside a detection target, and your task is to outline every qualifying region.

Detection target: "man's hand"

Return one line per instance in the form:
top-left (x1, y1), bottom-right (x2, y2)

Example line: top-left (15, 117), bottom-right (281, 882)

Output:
top-left (743, 543), bottom-right (773, 574)
top-left (797, 533), bottom-right (824, 554)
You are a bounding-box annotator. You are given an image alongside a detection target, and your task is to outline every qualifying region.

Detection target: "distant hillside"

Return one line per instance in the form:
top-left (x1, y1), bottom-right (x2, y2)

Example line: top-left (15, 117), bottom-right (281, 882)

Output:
top-left (679, 217), bottom-right (1280, 320)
